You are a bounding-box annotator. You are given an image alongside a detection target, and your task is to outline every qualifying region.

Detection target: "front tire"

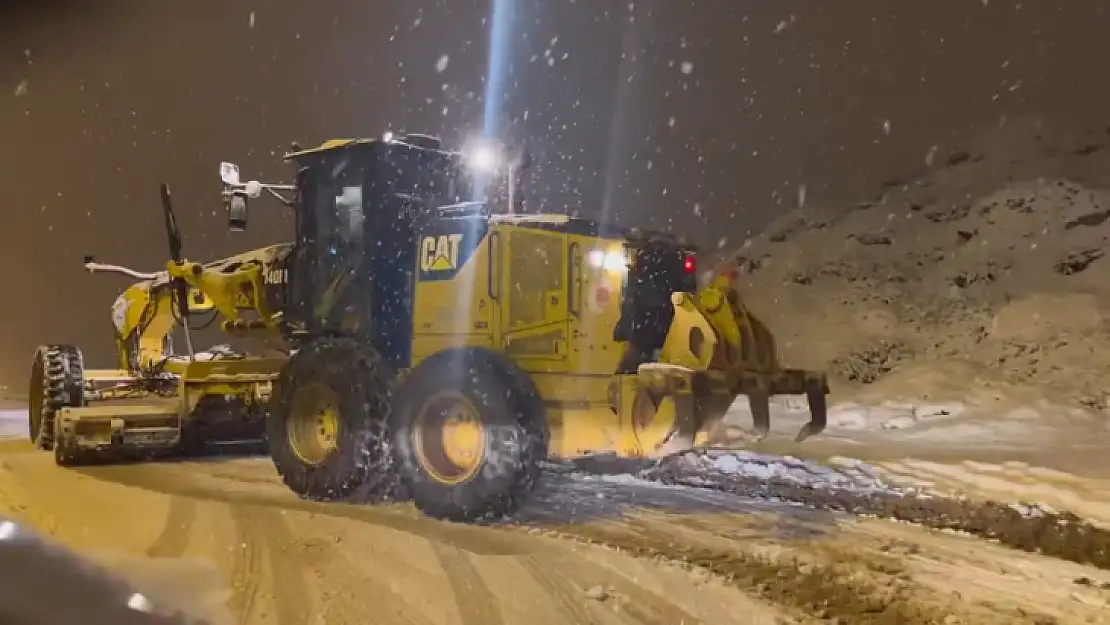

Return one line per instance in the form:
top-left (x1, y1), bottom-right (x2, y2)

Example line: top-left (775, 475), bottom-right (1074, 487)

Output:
top-left (28, 345), bottom-right (85, 451)
top-left (391, 349), bottom-right (549, 522)
top-left (267, 338), bottom-right (396, 501)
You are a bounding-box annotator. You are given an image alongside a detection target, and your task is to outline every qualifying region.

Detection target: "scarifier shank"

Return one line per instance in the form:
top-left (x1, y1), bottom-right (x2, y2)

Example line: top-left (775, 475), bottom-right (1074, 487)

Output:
top-left (644, 274), bottom-right (829, 449)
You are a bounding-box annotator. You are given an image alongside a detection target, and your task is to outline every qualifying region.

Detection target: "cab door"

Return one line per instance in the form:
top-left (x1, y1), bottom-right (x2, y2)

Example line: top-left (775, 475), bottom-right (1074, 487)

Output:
top-left (498, 226), bottom-right (569, 363)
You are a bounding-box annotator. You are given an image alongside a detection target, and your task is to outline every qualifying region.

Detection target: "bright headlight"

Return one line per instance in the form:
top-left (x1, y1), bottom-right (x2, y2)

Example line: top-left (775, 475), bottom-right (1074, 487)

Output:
top-left (463, 140), bottom-right (503, 173)
top-left (588, 249), bottom-right (627, 272)
top-left (127, 592), bottom-right (154, 612)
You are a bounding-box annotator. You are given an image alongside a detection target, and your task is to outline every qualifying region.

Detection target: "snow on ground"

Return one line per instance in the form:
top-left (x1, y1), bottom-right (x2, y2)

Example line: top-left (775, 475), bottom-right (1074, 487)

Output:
top-left (716, 394), bottom-right (1090, 450)
top-left (707, 396), bottom-right (1110, 521)
top-left (551, 441), bottom-right (1099, 526)
top-left (722, 394), bottom-right (967, 434)
top-left (0, 409), bottom-right (26, 439)
top-left (672, 448), bottom-right (895, 493)
top-left (842, 456), bottom-right (1110, 527)
top-left (515, 469), bottom-right (816, 524)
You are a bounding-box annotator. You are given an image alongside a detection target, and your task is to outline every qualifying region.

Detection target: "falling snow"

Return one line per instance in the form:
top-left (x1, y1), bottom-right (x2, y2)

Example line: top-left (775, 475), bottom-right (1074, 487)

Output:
top-left (773, 14), bottom-right (797, 34)
top-left (3, 3), bottom-right (1107, 418)
top-left (925, 145), bottom-right (939, 167)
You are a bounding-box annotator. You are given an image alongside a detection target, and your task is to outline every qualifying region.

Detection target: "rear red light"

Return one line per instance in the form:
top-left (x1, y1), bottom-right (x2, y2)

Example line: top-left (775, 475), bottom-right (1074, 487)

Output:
top-left (683, 254), bottom-right (696, 274)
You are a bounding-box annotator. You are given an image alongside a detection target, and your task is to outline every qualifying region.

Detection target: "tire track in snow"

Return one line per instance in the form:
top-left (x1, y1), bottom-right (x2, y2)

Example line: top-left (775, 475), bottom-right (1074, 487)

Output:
top-left (430, 542), bottom-right (506, 625)
top-left (145, 497), bottom-right (197, 558)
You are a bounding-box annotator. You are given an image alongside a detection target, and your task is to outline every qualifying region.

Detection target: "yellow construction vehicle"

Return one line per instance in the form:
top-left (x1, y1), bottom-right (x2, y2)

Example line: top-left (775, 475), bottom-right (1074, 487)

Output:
top-left (27, 185), bottom-right (294, 465)
top-left (31, 131), bottom-right (828, 522)
top-left (193, 132), bottom-right (828, 522)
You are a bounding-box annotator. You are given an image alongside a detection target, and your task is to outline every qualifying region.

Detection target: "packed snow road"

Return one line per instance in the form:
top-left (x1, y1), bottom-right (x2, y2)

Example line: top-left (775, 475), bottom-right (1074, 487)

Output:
top-left (0, 408), bottom-right (1108, 623)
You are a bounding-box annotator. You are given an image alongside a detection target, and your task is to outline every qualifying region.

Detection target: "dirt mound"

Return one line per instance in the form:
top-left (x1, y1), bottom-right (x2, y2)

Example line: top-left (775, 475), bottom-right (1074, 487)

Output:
top-left (725, 118), bottom-right (1110, 413)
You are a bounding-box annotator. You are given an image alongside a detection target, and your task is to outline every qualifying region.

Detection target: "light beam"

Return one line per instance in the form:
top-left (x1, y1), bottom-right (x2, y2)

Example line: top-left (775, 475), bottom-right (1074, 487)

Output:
top-left (483, 0), bottom-right (513, 138)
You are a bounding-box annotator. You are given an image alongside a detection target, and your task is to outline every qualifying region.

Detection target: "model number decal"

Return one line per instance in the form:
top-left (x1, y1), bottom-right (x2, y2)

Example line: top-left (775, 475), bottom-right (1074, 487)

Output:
top-left (264, 268), bottom-right (288, 285)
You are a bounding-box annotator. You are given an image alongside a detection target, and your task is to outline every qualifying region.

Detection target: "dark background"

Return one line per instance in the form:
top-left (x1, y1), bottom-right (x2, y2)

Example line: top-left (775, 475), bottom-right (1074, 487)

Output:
top-left (1, 0), bottom-right (1108, 382)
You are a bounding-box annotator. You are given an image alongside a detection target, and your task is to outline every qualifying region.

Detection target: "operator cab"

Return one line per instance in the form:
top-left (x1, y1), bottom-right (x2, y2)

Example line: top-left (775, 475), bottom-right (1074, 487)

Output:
top-left (220, 133), bottom-right (522, 368)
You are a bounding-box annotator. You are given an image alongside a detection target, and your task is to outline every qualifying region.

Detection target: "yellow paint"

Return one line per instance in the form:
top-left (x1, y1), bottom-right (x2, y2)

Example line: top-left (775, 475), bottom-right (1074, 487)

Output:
top-left (413, 393), bottom-right (487, 485)
top-left (286, 384), bottom-right (340, 466)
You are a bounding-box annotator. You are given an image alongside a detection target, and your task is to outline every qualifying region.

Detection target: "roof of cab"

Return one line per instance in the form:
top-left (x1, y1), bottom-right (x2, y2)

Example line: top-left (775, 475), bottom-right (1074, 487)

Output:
top-left (283, 135), bottom-right (457, 160)
top-left (283, 138), bottom-right (377, 160)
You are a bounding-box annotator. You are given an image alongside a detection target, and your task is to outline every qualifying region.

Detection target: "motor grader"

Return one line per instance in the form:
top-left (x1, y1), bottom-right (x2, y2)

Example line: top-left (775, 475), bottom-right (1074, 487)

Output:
top-left (204, 132), bottom-right (829, 522)
top-left (31, 131), bottom-right (829, 523)
top-left (27, 185), bottom-right (294, 465)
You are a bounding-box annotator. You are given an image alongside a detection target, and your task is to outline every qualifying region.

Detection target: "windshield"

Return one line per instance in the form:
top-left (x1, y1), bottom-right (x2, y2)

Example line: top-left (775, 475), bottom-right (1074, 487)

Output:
top-left (298, 158), bottom-right (365, 281)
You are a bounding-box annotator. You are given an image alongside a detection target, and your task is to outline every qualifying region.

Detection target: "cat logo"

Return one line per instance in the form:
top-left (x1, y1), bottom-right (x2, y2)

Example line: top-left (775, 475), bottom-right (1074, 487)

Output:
top-left (420, 234), bottom-right (464, 272)
top-left (264, 268), bottom-right (288, 285)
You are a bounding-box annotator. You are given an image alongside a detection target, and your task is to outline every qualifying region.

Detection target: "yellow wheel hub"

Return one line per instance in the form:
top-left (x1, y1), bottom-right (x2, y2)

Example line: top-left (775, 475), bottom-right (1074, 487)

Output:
top-left (287, 385), bottom-right (340, 466)
top-left (414, 394), bottom-right (486, 484)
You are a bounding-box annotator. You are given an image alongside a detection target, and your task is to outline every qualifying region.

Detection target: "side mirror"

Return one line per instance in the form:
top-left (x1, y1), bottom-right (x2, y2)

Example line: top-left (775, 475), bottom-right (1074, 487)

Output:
top-left (220, 162), bottom-right (241, 186)
top-left (227, 195), bottom-right (248, 231)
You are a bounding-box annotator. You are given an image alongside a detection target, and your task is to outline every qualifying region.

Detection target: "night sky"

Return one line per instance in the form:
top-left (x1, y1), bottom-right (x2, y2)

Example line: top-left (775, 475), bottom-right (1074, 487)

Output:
top-left (2, 0), bottom-right (1109, 381)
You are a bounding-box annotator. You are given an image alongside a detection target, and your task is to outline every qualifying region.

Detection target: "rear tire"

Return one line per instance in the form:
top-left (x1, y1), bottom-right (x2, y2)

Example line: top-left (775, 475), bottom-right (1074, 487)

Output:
top-left (28, 345), bottom-right (85, 451)
top-left (391, 349), bottom-right (549, 522)
top-left (267, 338), bottom-right (396, 501)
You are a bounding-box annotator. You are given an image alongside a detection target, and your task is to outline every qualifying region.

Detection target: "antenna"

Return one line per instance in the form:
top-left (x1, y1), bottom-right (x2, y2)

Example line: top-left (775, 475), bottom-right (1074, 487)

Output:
top-left (159, 183), bottom-right (195, 361)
